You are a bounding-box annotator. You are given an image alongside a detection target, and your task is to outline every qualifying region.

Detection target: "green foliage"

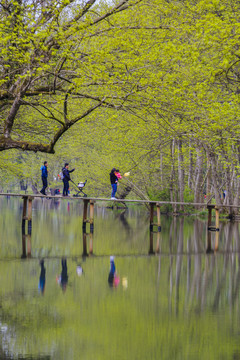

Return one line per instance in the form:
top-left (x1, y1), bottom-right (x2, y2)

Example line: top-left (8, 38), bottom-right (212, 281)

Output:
top-left (2, 0), bottom-right (240, 208)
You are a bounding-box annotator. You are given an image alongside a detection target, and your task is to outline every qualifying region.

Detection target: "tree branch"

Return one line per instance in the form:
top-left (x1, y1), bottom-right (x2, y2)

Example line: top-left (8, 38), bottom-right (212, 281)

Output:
top-left (49, 101), bottom-right (103, 152)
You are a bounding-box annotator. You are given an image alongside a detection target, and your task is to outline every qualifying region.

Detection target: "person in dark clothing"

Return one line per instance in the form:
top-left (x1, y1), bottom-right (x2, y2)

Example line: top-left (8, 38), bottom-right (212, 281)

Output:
top-left (62, 163), bottom-right (75, 196)
top-left (110, 168), bottom-right (118, 200)
top-left (38, 259), bottom-right (46, 294)
top-left (40, 161), bottom-right (48, 195)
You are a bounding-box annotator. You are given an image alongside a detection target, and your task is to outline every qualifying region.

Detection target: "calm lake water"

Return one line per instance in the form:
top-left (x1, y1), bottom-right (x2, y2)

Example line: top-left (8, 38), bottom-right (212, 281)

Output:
top-left (0, 197), bottom-right (240, 359)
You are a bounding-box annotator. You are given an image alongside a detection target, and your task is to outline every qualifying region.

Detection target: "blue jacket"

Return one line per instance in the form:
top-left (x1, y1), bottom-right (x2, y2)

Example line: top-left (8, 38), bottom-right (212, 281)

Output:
top-left (41, 165), bottom-right (48, 178)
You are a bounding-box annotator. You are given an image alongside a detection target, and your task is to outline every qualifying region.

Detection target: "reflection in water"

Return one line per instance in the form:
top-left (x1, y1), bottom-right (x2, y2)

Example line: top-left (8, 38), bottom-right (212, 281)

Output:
top-left (3, 198), bottom-right (240, 358)
top-left (76, 264), bottom-right (84, 276)
top-left (21, 234), bottom-right (31, 259)
top-left (60, 258), bottom-right (68, 292)
top-left (38, 259), bottom-right (46, 294)
top-left (108, 256), bottom-right (120, 288)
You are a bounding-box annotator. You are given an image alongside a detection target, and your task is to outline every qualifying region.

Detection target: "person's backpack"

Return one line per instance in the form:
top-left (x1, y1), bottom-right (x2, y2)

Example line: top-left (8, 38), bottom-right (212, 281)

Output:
top-left (59, 171), bottom-right (64, 180)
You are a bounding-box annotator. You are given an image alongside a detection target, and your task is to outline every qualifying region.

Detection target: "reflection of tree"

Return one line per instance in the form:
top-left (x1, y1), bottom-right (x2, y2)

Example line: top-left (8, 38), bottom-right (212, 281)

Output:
top-left (175, 218), bottom-right (183, 316)
top-left (212, 223), bottom-right (233, 311)
top-left (157, 220), bottom-right (240, 315)
top-left (116, 210), bottom-right (132, 234)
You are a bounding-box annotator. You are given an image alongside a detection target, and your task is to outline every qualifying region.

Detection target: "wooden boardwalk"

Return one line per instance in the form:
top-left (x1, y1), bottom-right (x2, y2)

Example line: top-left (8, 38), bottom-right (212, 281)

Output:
top-left (0, 192), bottom-right (237, 256)
top-left (0, 191), bottom-right (232, 206)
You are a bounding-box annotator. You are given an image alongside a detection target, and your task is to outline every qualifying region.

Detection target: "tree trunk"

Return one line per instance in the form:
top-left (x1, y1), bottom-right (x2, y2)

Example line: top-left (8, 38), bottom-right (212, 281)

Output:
top-left (206, 152), bottom-right (211, 203)
top-left (209, 152), bottom-right (222, 205)
top-left (170, 139), bottom-right (177, 213)
top-left (233, 175), bottom-right (240, 215)
top-left (188, 138), bottom-right (193, 190)
top-left (194, 146), bottom-right (204, 207)
top-left (224, 166), bottom-right (234, 217)
top-left (178, 138), bottom-right (184, 212)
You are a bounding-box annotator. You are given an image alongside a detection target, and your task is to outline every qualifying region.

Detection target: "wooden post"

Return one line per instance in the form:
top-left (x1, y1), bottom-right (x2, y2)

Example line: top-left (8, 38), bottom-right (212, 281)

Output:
top-left (155, 203), bottom-right (161, 253)
top-left (215, 207), bottom-right (219, 231)
top-left (82, 199), bottom-right (89, 232)
top-left (149, 203), bottom-right (154, 232)
top-left (156, 203), bottom-right (161, 232)
top-left (89, 200), bottom-right (94, 234)
top-left (27, 197), bottom-right (33, 235)
top-left (22, 197), bottom-right (28, 234)
top-left (207, 206), bottom-right (212, 231)
top-left (215, 230), bottom-right (219, 252)
top-left (215, 207), bottom-right (220, 251)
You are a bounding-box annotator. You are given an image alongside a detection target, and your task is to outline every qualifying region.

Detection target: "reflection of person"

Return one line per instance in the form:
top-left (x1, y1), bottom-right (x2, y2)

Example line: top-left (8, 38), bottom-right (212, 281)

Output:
top-left (62, 163), bottom-right (75, 197)
top-left (108, 256), bottom-right (120, 288)
top-left (60, 258), bottom-right (68, 292)
top-left (38, 259), bottom-right (46, 294)
top-left (76, 265), bottom-right (84, 277)
top-left (40, 161), bottom-right (48, 195)
top-left (110, 168), bottom-right (118, 200)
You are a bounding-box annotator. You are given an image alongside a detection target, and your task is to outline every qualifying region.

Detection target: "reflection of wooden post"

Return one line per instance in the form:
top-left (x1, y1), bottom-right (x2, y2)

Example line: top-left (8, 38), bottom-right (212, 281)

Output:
top-left (82, 231), bottom-right (88, 256)
top-left (27, 234), bottom-right (31, 257)
top-left (21, 234), bottom-right (27, 259)
top-left (149, 203), bottom-right (154, 232)
top-left (89, 233), bottom-right (93, 255)
top-left (149, 231), bottom-right (154, 255)
top-left (206, 230), bottom-right (212, 253)
top-left (156, 231), bottom-right (160, 253)
top-left (215, 231), bottom-right (219, 251)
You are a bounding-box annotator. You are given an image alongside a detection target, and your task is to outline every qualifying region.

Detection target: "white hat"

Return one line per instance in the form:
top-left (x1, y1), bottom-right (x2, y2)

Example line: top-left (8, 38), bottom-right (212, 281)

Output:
top-left (110, 256), bottom-right (115, 262)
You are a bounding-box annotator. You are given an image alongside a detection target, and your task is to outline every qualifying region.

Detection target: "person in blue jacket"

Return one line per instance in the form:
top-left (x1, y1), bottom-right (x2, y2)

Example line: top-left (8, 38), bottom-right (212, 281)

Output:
top-left (40, 161), bottom-right (48, 195)
top-left (62, 163), bottom-right (75, 196)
